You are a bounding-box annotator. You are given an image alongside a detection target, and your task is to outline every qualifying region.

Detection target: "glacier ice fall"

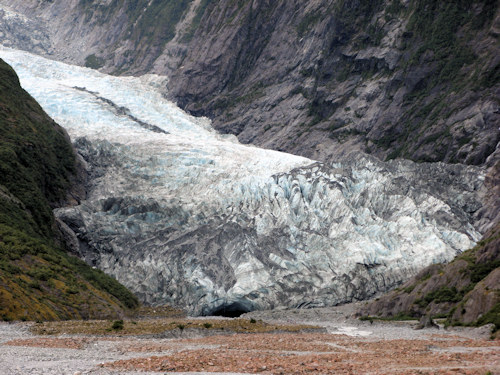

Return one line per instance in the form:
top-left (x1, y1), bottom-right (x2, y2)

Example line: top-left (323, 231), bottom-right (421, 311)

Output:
top-left (0, 46), bottom-right (485, 315)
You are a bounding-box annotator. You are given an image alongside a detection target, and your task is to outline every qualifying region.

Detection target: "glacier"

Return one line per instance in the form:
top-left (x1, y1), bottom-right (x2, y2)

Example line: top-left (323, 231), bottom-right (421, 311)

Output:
top-left (0, 45), bottom-right (485, 315)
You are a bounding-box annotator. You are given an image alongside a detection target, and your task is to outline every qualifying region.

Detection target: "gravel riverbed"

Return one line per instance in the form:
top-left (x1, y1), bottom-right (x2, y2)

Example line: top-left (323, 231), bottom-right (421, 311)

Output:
top-left (1, 303), bottom-right (498, 375)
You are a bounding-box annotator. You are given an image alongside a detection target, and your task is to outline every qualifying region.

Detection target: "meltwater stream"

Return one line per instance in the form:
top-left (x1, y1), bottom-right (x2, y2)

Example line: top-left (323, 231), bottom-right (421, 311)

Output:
top-left (0, 46), bottom-right (484, 315)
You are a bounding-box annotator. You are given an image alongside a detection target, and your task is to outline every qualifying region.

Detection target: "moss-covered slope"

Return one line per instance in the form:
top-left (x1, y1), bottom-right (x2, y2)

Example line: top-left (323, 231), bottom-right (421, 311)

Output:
top-left (358, 223), bottom-right (500, 333)
top-left (0, 58), bottom-right (138, 321)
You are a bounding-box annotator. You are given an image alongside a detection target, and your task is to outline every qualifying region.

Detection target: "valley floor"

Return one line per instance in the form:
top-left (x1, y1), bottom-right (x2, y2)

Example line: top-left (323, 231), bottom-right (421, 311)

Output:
top-left (0, 303), bottom-right (498, 375)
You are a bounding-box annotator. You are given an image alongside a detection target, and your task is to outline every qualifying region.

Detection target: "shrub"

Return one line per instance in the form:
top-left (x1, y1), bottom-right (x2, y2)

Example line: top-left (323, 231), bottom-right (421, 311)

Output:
top-left (403, 285), bottom-right (415, 293)
top-left (416, 286), bottom-right (462, 308)
top-left (0, 60), bottom-right (140, 321)
top-left (84, 54), bottom-right (105, 69)
top-left (111, 320), bottom-right (124, 330)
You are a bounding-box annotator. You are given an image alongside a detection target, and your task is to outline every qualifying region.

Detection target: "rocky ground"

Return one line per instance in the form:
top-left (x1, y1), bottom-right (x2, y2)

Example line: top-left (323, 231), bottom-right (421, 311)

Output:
top-left (0, 303), bottom-right (498, 375)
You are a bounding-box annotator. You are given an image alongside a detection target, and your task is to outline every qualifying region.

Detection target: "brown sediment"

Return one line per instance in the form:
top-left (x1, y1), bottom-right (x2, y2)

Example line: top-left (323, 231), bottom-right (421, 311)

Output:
top-left (103, 332), bottom-right (500, 374)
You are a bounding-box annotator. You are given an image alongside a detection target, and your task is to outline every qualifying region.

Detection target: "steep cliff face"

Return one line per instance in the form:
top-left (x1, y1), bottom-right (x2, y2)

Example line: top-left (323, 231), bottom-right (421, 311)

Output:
top-left (170, 0), bottom-right (500, 167)
top-left (0, 0), bottom-right (195, 72)
top-left (2, 0), bottom-right (498, 167)
top-left (0, 58), bottom-right (138, 321)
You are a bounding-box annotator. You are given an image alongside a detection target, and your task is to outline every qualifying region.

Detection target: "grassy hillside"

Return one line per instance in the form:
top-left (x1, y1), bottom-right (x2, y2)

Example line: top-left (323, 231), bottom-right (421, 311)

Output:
top-left (0, 58), bottom-right (138, 321)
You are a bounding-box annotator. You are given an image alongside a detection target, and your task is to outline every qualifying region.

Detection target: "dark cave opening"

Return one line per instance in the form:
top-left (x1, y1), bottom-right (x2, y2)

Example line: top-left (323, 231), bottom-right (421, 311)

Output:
top-left (209, 302), bottom-right (251, 318)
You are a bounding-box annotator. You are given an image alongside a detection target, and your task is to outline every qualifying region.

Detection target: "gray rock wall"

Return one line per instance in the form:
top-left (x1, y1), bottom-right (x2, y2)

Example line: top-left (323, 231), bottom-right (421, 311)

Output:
top-left (2, 0), bottom-right (498, 168)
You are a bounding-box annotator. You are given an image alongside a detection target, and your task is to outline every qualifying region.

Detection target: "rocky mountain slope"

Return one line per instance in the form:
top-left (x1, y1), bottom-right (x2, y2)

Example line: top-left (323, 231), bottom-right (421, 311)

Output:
top-left (0, 58), bottom-right (138, 321)
top-left (0, 0), bottom-right (498, 320)
top-left (1, 0), bottom-right (499, 168)
top-left (358, 221), bottom-right (500, 334)
top-left (168, 0), bottom-right (500, 168)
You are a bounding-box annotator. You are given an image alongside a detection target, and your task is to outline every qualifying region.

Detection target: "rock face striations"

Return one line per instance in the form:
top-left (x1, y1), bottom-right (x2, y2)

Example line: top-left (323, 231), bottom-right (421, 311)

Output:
top-left (1, 0), bottom-right (498, 167)
top-left (2, 47), bottom-right (485, 315)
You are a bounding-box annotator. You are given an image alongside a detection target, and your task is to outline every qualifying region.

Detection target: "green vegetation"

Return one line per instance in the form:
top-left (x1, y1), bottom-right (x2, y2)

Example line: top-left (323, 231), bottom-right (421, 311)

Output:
top-left (295, 0), bottom-right (383, 52)
top-left (431, 230), bottom-right (499, 330)
top-left (383, 0), bottom-right (499, 163)
top-left (333, 0), bottom-right (384, 39)
top-left (212, 82), bottom-right (267, 111)
top-left (79, 0), bottom-right (194, 72)
top-left (364, 224), bottom-right (500, 335)
top-left (415, 286), bottom-right (463, 308)
top-left (476, 303), bottom-right (500, 333)
top-left (385, 0), bottom-right (404, 19)
top-left (126, 0), bottom-right (192, 46)
top-left (469, 260), bottom-right (500, 283)
top-left (296, 11), bottom-right (322, 37)
top-left (0, 184), bottom-right (139, 322)
top-left (404, 0), bottom-right (480, 86)
top-left (0, 61), bottom-right (75, 238)
top-left (111, 319), bottom-right (124, 330)
top-left (31, 317), bottom-right (321, 336)
top-left (84, 54), bottom-right (105, 69)
top-left (403, 285), bottom-right (415, 294)
top-left (312, 0), bottom-right (498, 164)
top-left (0, 58), bottom-right (138, 321)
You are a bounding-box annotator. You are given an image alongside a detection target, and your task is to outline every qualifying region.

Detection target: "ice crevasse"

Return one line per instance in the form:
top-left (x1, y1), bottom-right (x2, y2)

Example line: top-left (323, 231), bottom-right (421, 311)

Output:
top-left (0, 45), bottom-right (484, 315)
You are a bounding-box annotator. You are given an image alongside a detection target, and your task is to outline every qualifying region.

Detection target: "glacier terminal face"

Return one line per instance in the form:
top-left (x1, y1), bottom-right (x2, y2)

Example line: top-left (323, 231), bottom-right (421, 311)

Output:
top-left (0, 46), bottom-right (484, 315)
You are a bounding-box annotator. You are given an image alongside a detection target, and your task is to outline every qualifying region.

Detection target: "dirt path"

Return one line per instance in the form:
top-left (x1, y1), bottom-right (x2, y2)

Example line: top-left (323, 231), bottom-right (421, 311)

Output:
top-left (0, 304), bottom-right (498, 375)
